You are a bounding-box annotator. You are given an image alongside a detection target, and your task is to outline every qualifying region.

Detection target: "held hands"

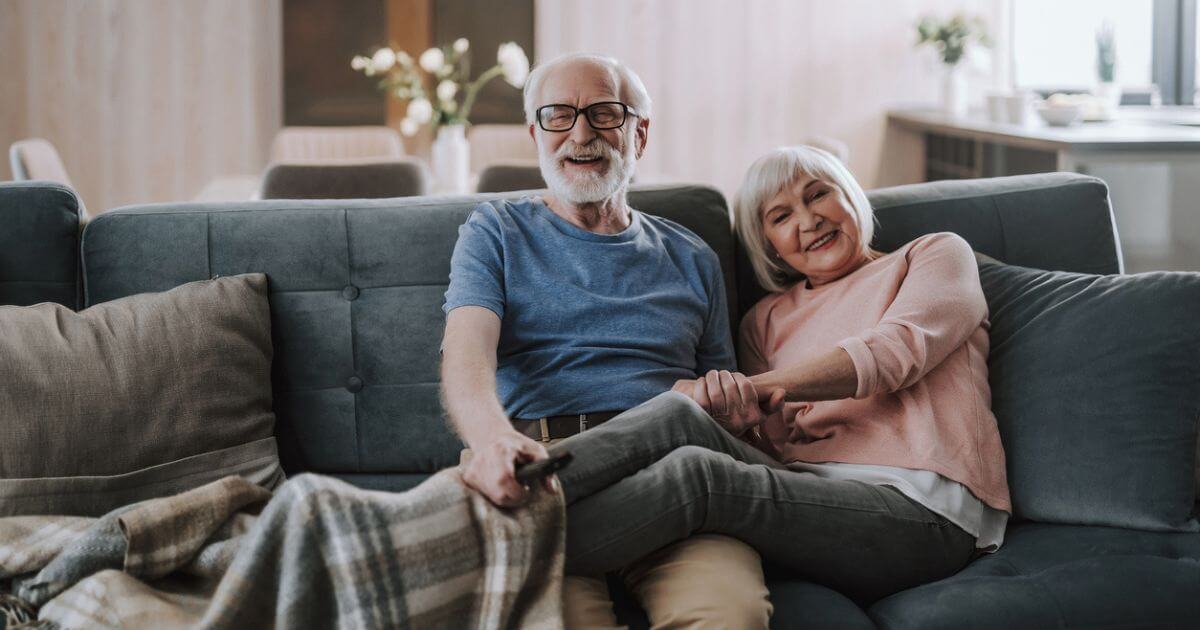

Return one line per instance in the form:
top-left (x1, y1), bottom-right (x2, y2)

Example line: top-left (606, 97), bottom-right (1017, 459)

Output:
top-left (672, 370), bottom-right (786, 437)
top-left (461, 429), bottom-right (551, 508)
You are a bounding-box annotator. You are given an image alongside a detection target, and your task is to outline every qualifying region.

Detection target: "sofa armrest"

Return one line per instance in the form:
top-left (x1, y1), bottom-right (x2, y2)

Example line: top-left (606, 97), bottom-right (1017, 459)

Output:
top-left (0, 181), bottom-right (84, 308)
top-left (868, 173), bottom-right (1122, 275)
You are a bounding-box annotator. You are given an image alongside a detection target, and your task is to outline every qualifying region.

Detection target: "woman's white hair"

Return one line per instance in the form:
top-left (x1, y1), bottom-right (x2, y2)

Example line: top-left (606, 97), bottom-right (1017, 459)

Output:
top-left (522, 53), bottom-right (653, 124)
top-left (733, 145), bottom-right (876, 293)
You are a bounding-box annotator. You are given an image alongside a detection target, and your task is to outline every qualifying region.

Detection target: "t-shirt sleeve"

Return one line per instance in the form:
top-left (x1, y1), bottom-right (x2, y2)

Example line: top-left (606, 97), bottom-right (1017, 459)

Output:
top-left (836, 233), bottom-right (987, 399)
top-left (443, 203), bottom-right (506, 319)
top-left (737, 302), bottom-right (770, 376)
top-left (694, 252), bottom-right (737, 374)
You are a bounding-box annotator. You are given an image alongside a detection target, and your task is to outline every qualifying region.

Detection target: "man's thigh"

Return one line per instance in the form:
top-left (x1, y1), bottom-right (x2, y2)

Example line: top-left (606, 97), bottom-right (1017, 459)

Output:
top-left (621, 534), bottom-right (771, 630)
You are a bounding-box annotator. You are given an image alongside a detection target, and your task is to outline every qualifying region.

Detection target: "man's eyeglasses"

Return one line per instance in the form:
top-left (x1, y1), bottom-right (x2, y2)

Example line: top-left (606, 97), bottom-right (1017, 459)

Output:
top-left (536, 102), bottom-right (638, 132)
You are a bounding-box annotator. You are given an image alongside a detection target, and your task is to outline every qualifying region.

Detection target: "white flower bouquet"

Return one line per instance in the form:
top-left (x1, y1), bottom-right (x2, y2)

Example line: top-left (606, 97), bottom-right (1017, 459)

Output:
top-left (915, 14), bottom-right (990, 67)
top-left (352, 38), bottom-right (529, 136)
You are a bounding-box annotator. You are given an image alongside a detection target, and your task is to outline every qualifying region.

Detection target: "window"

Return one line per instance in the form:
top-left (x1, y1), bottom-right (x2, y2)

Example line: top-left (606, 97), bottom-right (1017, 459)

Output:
top-left (1012, 0), bottom-right (1154, 92)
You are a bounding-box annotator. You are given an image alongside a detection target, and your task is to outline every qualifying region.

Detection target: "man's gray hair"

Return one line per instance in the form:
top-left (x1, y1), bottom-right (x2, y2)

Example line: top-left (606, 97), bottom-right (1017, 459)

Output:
top-left (733, 145), bottom-right (877, 293)
top-left (522, 53), bottom-right (653, 124)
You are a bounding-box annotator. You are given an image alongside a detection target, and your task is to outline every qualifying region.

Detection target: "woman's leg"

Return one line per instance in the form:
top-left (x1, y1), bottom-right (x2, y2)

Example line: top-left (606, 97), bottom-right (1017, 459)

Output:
top-left (565, 446), bottom-right (976, 603)
top-left (549, 392), bottom-right (782, 504)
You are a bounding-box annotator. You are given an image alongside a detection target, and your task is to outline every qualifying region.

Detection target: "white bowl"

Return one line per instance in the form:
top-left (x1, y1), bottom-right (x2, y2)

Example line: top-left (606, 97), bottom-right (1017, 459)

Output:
top-left (1037, 104), bottom-right (1083, 127)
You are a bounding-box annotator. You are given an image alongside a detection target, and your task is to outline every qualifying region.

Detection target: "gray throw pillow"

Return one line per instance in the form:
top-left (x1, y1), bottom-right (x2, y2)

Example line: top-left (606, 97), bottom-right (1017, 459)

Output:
top-left (979, 260), bottom-right (1200, 531)
top-left (0, 273), bottom-right (283, 516)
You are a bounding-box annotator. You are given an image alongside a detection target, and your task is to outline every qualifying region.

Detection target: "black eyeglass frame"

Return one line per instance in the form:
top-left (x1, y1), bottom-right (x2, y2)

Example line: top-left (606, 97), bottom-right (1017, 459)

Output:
top-left (535, 101), bottom-right (639, 132)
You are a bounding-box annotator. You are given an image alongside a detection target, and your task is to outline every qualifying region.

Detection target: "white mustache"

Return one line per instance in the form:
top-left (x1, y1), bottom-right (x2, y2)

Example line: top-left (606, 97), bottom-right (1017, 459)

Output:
top-left (556, 141), bottom-right (613, 162)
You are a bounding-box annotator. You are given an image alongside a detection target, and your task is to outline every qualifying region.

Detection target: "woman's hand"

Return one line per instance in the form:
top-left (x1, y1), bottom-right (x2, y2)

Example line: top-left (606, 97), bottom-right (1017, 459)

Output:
top-left (672, 370), bottom-right (784, 437)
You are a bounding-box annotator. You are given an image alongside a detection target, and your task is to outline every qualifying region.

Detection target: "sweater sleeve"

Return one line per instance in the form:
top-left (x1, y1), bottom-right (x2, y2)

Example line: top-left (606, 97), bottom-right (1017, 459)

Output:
top-left (737, 301), bottom-right (771, 377)
top-left (836, 233), bottom-right (987, 399)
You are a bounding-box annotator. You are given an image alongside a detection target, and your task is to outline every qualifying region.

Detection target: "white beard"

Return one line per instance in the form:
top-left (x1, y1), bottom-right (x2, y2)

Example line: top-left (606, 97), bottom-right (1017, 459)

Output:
top-left (539, 135), bottom-right (637, 205)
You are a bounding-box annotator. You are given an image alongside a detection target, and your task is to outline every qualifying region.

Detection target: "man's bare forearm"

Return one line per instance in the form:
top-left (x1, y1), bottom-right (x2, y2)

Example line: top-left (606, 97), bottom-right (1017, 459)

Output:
top-left (441, 357), bottom-right (514, 449)
top-left (440, 307), bottom-right (517, 449)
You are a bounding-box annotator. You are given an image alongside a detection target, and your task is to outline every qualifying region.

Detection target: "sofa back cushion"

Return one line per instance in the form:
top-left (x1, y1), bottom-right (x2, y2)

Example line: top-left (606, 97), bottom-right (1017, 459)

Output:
top-left (0, 182), bottom-right (83, 309)
top-left (979, 259), bottom-right (1200, 531)
top-left (81, 186), bottom-right (734, 485)
top-left (870, 173), bottom-right (1120, 274)
top-left (0, 274), bottom-right (282, 516)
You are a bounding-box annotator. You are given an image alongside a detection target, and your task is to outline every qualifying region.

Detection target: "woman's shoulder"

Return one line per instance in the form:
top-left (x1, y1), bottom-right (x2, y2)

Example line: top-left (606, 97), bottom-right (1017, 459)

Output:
top-left (896, 231), bottom-right (974, 264)
top-left (741, 289), bottom-right (793, 337)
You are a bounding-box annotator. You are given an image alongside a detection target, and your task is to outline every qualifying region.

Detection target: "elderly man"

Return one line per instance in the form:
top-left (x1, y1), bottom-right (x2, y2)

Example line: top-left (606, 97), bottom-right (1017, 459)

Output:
top-left (440, 53), bottom-right (771, 627)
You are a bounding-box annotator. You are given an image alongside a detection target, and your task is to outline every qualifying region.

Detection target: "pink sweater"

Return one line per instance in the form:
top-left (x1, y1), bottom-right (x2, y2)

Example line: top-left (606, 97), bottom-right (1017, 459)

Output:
top-left (739, 232), bottom-right (1011, 512)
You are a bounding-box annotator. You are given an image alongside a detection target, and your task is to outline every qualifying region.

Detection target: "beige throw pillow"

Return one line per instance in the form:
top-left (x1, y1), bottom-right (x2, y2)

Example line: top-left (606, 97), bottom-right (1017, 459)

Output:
top-left (0, 273), bottom-right (283, 516)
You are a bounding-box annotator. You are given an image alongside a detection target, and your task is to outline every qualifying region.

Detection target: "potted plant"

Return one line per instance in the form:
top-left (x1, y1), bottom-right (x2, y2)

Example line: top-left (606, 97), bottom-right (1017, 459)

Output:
top-left (916, 14), bottom-right (991, 118)
top-left (1095, 21), bottom-right (1120, 120)
top-left (352, 39), bottom-right (530, 193)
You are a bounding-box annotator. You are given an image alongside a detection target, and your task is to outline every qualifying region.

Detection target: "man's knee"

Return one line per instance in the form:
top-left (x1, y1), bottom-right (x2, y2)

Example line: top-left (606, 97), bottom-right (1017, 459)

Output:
top-left (646, 391), bottom-right (722, 436)
top-left (659, 445), bottom-right (728, 487)
top-left (624, 534), bottom-right (772, 629)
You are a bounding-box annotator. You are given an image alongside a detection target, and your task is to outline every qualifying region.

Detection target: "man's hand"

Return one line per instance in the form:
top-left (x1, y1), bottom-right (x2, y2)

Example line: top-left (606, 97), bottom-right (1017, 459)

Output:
top-left (672, 370), bottom-right (782, 437)
top-left (461, 430), bottom-right (550, 508)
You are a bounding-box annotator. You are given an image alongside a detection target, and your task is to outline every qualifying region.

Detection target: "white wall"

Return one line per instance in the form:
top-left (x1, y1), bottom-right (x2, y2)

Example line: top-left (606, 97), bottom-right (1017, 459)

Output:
top-left (535, 0), bottom-right (1008, 194)
top-left (0, 1), bottom-right (282, 213)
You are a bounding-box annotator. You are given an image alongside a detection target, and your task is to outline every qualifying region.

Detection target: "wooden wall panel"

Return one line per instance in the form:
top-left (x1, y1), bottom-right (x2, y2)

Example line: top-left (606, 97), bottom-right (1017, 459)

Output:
top-left (386, 0), bottom-right (434, 157)
top-left (0, 1), bottom-right (30, 181)
top-left (283, 0), bottom-right (386, 126)
top-left (433, 0), bottom-right (532, 125)
top-left (535, 0), bottom-right (1010, 193)
top-left (0, 0), bottom-right (282, 213)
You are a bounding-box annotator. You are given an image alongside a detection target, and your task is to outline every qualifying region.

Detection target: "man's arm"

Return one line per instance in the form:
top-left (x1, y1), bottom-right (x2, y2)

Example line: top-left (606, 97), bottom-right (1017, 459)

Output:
top-left (441, 306), bottom-right (548, 507)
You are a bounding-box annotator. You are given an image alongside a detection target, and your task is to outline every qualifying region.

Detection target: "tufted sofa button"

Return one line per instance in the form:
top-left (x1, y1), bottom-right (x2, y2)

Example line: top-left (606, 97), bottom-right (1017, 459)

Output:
top-left (342, 285), bottom-right (360, 301)
top-left (346, 375), bottom-right (364, 393)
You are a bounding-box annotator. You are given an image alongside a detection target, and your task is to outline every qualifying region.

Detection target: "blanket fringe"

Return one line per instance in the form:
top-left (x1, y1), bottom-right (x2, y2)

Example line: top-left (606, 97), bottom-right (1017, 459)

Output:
top-left (1, 593), bottom-right (55, 630)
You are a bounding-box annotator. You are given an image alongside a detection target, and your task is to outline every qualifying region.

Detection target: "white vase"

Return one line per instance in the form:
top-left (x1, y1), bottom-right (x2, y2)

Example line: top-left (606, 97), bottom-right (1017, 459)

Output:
top-left (942, 64), bottom-right (968, 118)
top-left (1094, 82), bottom-right (1122, 121)
top-left (432, 124), bottom-right (470, 194)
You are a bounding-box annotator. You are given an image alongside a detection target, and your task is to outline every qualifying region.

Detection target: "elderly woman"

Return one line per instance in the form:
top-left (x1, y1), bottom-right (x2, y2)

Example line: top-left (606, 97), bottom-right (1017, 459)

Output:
top-left (551, 145), bottom-right (1011, 603)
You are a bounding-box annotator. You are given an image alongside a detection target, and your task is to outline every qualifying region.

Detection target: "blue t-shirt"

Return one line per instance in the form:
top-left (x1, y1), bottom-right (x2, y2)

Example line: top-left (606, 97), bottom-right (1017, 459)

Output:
top-left (443, 197), bottom-right (735, 419)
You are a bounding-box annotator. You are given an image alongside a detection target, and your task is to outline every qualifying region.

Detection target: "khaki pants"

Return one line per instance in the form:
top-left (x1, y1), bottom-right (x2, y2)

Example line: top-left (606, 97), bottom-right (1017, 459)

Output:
top-left (563, 534), bottom-right (771, 629)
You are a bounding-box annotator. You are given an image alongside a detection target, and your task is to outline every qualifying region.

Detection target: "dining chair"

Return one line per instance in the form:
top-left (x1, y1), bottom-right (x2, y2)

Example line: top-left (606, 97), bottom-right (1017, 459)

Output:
top-left (258, 159), bottom-right (431, 200)
top-left (9, 138), bottom-right (74, 187)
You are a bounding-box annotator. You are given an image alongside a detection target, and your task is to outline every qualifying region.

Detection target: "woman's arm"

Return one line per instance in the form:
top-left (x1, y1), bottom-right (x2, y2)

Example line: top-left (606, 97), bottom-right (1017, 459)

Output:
top-left (747, 346), bottom-right (858, 403)
top-left (743, 233), bottom-right (984, 403)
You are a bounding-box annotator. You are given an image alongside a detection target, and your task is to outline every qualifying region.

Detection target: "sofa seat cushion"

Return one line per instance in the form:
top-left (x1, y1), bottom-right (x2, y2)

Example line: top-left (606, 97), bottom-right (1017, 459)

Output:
top-left (869, 522), bottom-right (1200, 629)
top-left (765, 577), bottom-right (877, 630)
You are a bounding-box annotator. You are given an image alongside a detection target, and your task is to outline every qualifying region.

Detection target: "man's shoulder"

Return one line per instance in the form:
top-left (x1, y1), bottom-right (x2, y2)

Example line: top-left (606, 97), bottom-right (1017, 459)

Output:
top-left (468, 196), bottom-right (540, 223)
top-left (637, 211), bottom-right (717, 257)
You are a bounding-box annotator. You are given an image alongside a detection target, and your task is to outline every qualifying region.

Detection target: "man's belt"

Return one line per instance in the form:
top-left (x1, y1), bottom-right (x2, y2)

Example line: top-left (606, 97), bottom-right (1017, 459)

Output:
top-left (512, 411), bottom-right (624, 442)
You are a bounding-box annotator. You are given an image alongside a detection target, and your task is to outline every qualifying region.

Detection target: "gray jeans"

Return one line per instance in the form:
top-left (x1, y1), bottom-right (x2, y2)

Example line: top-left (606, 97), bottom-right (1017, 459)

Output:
top-left (552, 392), bottom-right (976, 603)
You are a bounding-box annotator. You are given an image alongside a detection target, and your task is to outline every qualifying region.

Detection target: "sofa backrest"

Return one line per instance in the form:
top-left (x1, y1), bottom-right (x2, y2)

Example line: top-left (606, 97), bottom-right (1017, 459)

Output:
top-left (74, 173), bottom-right (1120, 489)
top-left (81, 185), bottom-right (735, 488)
top-left (0, 181), bottom-right (84, 309)
top-left (869, 172), bottom-right (1121, 274)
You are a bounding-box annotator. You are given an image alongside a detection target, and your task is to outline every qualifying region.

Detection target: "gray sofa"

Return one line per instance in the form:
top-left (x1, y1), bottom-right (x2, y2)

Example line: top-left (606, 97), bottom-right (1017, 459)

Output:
top-left (2, 173), bottom-right (1198, 628)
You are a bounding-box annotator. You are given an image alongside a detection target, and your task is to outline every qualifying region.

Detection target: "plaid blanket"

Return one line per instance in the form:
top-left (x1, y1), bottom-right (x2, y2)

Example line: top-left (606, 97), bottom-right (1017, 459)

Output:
top-left (0, 471), bottom-right (565, 629)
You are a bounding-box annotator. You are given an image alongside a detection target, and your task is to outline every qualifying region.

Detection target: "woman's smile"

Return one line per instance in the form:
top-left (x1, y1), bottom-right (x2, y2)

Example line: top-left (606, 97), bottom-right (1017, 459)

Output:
top-left (805, 229), bottom-right (839, 252)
